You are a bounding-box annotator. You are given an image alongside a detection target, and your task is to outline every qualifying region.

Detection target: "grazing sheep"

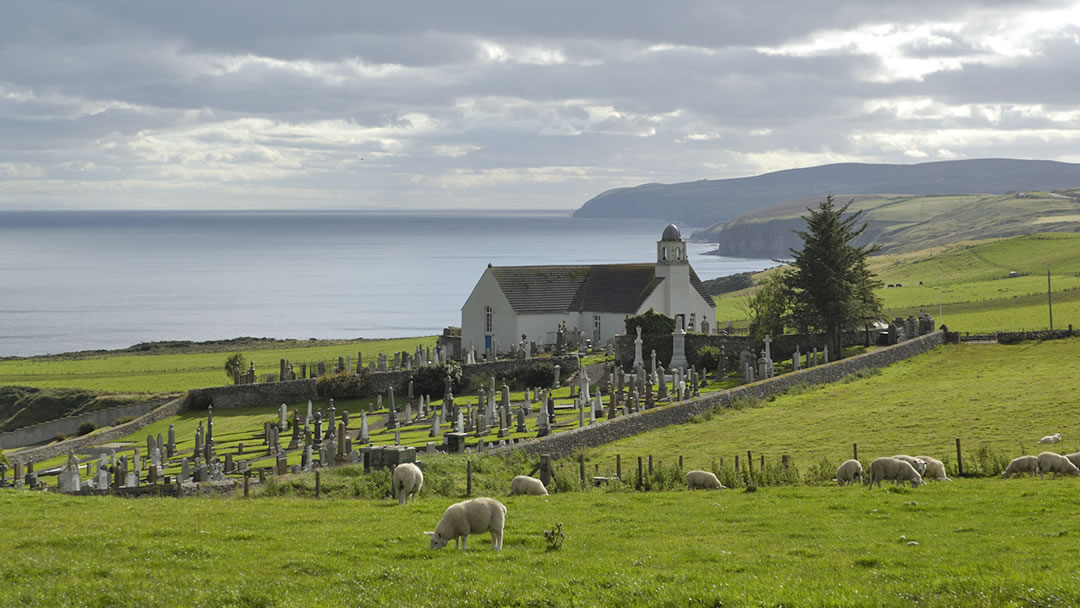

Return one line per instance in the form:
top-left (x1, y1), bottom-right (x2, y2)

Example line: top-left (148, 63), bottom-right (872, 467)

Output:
top-left (1066, 452), bottom-right (1080, 470)
top-left (1001, 455), bottom-right (1039, 478)
top-left (892, 455), bottom-right (927, 476)
top-left (392, 463), bottom-right (424, 505)
top-left (868, 457), bottom-right (925, 489)
top-left (686, 470), bottom-right (726, 490)
top-left (1039, 433), bottom-right (1062, 444)
top-left (1037, 452), bottom-right (1080, 480)
top-left (835, 459), bottom-right (863, 486)
top-left (510, 475), bottom-right (548, 496)
top-left (915, 455), bottom-right (951, 481)
top-left (426, 497), bottom-right (506, 551)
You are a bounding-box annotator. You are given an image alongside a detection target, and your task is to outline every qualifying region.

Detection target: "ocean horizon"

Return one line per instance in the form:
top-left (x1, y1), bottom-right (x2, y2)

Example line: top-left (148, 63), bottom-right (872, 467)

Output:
top-left (0, 209), bottom-right (777, 358)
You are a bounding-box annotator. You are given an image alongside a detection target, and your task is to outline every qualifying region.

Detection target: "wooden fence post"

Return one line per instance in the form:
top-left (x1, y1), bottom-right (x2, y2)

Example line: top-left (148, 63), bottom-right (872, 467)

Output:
top-left (579, 453), bottom-right (586, 489)
top-left (539, 454), bottom-right (551, 488)
top-left (747, 451), bottom-right (753, 474)
top-left (955, 438), bottom-right (963, 477)
top-left (853, 443), bottom-right (858, 461)
top-left (244, 471), bottom-right (250, 498)
top-left (678, 455), bottom-right (683, 470)
top-left (467, 459), bottom-right (473, 496)
top-left (315, 470), bottom-right (321, 499)
top-left (616, 454), bottom-right (622, 480)
top-left (637, 457), bottom-right (643, 490)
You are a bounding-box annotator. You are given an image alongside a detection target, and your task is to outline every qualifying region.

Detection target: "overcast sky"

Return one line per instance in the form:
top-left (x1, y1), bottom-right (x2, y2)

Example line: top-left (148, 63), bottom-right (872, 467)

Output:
top-left (2, 1), bottom-right (1079, 211)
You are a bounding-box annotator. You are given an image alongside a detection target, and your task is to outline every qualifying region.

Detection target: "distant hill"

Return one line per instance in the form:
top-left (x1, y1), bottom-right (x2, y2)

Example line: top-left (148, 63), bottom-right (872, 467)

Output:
top-left (696, 189), bottom-right (1080, 257)
top-left (572, 159), bottom-right (1080, 227)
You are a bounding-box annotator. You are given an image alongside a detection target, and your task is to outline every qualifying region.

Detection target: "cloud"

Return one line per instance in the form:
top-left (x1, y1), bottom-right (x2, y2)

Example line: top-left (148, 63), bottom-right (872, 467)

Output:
top-left (1, 1), bottom-right (1079, 209)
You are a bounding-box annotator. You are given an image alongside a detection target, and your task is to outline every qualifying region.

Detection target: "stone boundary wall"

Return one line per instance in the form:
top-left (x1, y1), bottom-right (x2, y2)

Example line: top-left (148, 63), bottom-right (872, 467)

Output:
top-left (499, 331), bottom-right (945, 460)
top-left (994, 328), bottom-right (1076, 344)
top-left (615, 331), bottom-right (867, 368)
top-left (8, 396), bottom-right (189, 465)
top-left (0, 397), bottom-right (175, 450)
top-left (186, 356), bottom-right (583, 410)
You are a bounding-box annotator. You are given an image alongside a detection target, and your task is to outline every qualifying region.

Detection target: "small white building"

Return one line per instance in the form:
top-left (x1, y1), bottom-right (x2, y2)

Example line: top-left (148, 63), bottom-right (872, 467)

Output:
top-left (461, 224), bottom-right (715, 356)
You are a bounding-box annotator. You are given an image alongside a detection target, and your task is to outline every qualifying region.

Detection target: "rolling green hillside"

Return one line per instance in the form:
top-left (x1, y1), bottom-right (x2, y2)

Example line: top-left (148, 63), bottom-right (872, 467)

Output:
top-left (712, 233), bottom-right (1080, 333)
top-left (696, 190), bottom-right (1080, 257)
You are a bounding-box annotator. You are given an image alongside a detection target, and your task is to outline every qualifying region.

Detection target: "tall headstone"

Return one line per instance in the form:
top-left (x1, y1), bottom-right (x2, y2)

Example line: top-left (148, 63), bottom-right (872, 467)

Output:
top-left (793, 345), bottom-right (801, 371)
top-left (632, 326), bottom-right (644, 369)
top-left (279, 403), bottom-right (288, 430)
top-left (359, 411), bottom-right (369, 444)
top-left (167, 424), bottom-right (176, 458)
top-left (669, 325), bottom-right (689, 370)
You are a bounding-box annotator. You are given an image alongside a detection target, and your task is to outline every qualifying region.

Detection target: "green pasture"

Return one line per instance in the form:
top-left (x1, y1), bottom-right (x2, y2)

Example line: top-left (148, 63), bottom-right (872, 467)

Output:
top-left (0, 336), bottom-right (437, 394)
top-left (4, 479), bottom-right (1080, 607)
top-left (712, 233), bottom-right (1080, 332)
top-left (593, 339), bottom-right (1080, 472)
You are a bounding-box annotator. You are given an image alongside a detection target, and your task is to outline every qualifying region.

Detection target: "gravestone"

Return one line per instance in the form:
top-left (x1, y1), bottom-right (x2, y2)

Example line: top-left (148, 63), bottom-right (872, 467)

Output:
top-left (669, 324), bottom-right (689, 370)
top-left (58, 452), bottom-right (81, 493)
top-left (359, 411), bottom-right (369, 444)
top-left (167, 424), bottom-right (176, 457)
top-left (793, 345), bottom-right (801, 371)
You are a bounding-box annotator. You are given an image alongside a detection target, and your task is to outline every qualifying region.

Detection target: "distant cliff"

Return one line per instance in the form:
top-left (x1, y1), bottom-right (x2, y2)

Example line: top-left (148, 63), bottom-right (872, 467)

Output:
top-left (572, 159), bottom-right (1080, 227)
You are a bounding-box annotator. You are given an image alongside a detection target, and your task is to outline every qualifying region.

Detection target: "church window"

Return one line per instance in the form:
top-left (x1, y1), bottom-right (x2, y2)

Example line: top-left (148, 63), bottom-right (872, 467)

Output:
top-left (485, 306), bottom-right (493, 333)
top-left (661, 246), bottom-right (667, 261)
top-left (594, 315), bottom-right (601, 333)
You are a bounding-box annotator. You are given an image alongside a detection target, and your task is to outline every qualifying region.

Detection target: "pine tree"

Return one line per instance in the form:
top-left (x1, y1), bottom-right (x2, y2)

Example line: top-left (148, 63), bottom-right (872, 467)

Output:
top-left (785, 195), bottom-right (883, 357)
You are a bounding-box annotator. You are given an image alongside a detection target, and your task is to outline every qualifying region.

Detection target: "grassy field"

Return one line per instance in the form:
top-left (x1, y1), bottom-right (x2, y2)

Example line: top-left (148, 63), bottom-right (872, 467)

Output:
top-left (3, 479), bottom-right (1080, 607)
top-left (592, 339), bottom-right (1080, 473)
top-left (0, 336), bottom-right (437, 394)
top-left (713, 233), bottom-right (1080, 333)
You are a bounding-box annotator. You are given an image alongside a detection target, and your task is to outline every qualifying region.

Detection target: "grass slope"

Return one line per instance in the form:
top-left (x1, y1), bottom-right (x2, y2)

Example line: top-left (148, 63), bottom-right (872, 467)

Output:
top-left (592, 340), bottom-right (1080, 474)
top-left (3, 481), bottom-right (1080, 607)
top-left (0, 336), bottom-right (437, 394)
top-left (712, 233), bottom-right (1080, 332)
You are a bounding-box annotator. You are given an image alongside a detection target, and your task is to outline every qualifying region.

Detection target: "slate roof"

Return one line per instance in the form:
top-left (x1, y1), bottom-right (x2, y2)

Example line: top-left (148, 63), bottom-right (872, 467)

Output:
top-left (489, 263), bottom-right (713, 315)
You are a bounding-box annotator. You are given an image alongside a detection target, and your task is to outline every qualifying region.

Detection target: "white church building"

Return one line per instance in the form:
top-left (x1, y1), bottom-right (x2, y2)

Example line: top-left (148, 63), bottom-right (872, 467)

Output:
top-left (461, 224), bottom-right (715, 356)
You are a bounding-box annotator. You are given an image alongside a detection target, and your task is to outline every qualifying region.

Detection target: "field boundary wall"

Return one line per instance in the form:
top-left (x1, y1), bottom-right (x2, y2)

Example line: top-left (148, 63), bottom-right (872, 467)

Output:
top-left (500, 331), bottom-right (945, 459)
top-left (0, 397), bottom-right (176, 450)
top-left (8, 396), bottom-right (188, 464)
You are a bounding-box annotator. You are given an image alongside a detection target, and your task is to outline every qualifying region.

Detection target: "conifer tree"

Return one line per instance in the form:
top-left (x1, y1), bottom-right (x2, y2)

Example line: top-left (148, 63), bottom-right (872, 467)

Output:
top-left (785, 195), bottom-right (883, 357)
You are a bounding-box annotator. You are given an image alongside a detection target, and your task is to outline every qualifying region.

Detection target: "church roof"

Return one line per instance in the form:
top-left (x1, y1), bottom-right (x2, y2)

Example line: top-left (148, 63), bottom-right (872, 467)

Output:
top-left (489, 263), bottom-right (713, 314)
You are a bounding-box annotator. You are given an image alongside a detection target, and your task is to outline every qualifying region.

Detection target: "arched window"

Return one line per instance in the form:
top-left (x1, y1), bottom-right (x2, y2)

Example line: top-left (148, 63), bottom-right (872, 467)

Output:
top-left (661, 246), bottom-right (668, 261)
top-left (485, 306), bottom-right (493, 333)
top-left (675, 247), bottom-right (682, 261)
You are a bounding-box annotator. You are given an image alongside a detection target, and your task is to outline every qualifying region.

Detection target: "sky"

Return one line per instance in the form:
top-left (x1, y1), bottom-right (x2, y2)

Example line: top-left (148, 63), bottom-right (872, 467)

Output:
top-left (2, 1), bottom-right (1079, 211)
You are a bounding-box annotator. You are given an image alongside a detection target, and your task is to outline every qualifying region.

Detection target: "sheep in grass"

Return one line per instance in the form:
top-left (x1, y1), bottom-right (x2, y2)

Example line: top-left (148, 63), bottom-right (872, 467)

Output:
top-left (1039, 433), bottom-right (1062, 444)
top-left (392, 463), bottom-right (423, 505)
top-left (426, 497), bottom-right (506, 551)
top-left (686, 470), bottom-right (726, 490)
top-left (1038, 452), bottom-right (1080, 480)
top-left (867, 457), bottom-right (924, 489)
top-left (835, 459), bottom-right (863, 486)
top-left (1001, 455), bottom-right (1039, 479)
top-left (915, 455), bottom-right (951, 481)
top-left (892, 455), bottom-right (927, 476)
top-left (510, 475), bottom-right (548, 496)
top-left (1066, 452), bottom-right (1080, 470)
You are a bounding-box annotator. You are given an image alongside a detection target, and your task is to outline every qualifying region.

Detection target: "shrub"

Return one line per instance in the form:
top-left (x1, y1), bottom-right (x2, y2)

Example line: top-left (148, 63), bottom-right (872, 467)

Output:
top-left (409, 361), bottom-right (464, 397)
top-left (53, 433), bottom-right (66, 442)
top-left (316, 370), bottom-right (371, 400)
top-left (624, 308), bottom-right (676, 367)
top-left (512, 362), bottom-right (555, 389)
top-left (77, 421), bottom-right (97, 436)
top-left (544, 523), bottom-right (566, 551)
top-left (695, 345), bottom-right (722, 373)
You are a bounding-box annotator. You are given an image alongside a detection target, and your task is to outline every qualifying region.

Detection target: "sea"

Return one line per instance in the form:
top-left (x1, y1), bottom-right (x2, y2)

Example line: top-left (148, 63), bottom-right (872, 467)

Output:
top-left (0, 210), bottom-right (777, 358)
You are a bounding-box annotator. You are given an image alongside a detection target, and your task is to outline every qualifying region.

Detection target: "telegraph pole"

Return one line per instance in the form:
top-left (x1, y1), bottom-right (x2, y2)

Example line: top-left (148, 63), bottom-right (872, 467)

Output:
top-left (1048, 269), bottom-right (1053, 330)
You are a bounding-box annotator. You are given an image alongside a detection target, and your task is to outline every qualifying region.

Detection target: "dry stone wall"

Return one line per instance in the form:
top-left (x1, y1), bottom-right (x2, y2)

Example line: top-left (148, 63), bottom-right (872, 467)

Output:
top-left (8, 396), bottom-right (188, 464)
top-left (502, 331), bottom-right (945, 460)
top-left (0, 397), bottom-right (175, 450)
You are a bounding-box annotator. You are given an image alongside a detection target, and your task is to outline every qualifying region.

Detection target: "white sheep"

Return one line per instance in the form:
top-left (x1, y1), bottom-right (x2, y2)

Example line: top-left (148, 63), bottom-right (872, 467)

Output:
top-left (686, 470), bottom-right (726, 490)
top-left (392, 462), bottom-right (424, 505)
top-left (1039, 433), bottom-right (1062, 444)
top-left (1066, 452), bottom-right (1080, 470)
top-left (510, 475), bottom-right (548, 496)
top-left (1001, 455), bottom-right (1039, 478)
top-left (867, 457), bottom-right (924, 489)
top-left (1037, 451), bottom-right (1080, 480)
top-left (835, 459), bottom-right (863, 486)
top-left (426, 497), bottom-right (506, 551)
top-left (892, 455), bottom-right (927, 476)
top-left (915, 455), bottom-right (951, 481)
